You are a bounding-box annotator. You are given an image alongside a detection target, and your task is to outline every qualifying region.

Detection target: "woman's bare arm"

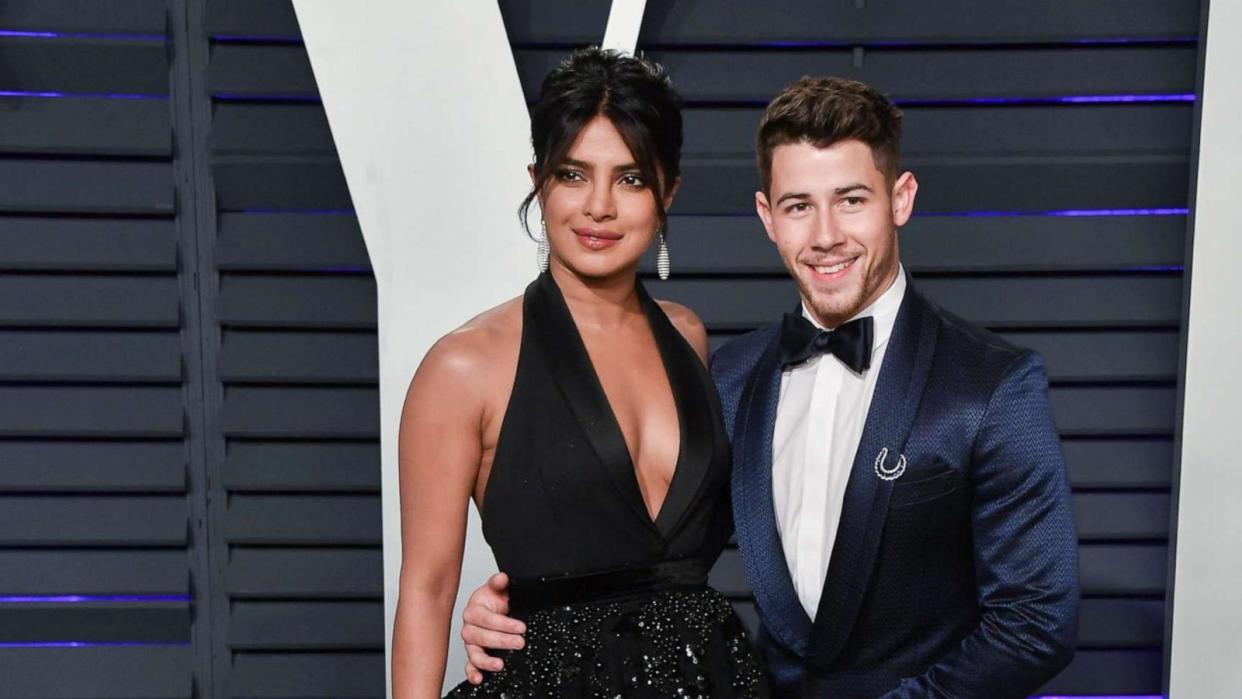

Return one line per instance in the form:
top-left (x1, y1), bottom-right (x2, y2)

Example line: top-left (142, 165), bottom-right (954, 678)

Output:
top-left (391, 332), bottom-right (490, 698)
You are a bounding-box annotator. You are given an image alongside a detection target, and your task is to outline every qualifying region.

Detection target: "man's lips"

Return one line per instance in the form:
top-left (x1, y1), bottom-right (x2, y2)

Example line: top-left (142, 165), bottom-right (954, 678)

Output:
top-left (804, 256), bottom-right (858, 280)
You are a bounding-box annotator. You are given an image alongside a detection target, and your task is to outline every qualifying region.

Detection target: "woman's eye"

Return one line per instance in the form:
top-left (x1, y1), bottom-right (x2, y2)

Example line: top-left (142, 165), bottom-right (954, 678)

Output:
top-left (555, 169), bottom-right (584, 182)
top-left (619, 174), bottom-right (644, 187)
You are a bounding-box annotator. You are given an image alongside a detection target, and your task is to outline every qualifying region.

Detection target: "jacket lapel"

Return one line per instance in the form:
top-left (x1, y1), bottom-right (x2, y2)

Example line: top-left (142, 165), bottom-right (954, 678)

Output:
top-left (732, 332), bottom-right (814, 657)
top-left (807, 286), bottom-right (940, 668)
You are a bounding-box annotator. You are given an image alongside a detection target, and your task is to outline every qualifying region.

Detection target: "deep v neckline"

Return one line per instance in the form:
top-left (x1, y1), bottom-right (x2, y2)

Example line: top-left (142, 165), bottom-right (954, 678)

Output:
top-left (528, 272), bottom-right (710, 538)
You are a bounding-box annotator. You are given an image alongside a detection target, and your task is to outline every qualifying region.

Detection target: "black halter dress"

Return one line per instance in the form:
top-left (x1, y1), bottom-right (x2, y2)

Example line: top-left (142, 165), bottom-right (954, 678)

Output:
top-left (446, 273), bottom-right (768, 698)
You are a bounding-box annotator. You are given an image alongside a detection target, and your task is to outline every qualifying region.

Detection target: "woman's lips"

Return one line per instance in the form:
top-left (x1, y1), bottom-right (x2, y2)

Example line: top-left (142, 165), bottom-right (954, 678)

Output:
top-left (573, 228), bottom-right (622, 251)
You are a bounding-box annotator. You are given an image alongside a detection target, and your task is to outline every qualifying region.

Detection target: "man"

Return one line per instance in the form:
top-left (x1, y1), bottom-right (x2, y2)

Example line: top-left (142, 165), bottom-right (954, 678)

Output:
top-left (460, 76), bottom-right (1079, 697)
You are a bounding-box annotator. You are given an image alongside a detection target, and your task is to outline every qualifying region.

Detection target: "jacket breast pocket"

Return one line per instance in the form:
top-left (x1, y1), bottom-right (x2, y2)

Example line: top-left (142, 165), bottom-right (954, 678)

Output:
top-left (888, 468), bottom-right (959, 509)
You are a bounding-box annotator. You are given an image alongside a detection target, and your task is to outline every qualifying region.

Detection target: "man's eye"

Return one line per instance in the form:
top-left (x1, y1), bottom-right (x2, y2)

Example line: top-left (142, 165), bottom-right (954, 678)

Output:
top-left (843, 197), bottom-right (865, 207)
top-left (787, 202), bottom-right (809, 213)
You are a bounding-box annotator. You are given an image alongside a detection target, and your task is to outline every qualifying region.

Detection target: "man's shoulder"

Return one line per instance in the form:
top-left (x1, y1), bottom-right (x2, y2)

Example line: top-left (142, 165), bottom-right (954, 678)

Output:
top-left (919, 291), bottom-right (1036, 380)
top-left (711, 323), bottom-right (780, 375)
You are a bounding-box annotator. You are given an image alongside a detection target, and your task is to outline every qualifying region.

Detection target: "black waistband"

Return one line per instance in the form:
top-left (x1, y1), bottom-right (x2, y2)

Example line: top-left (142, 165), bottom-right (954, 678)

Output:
top-left (508, 558), bottom-right (711, 613)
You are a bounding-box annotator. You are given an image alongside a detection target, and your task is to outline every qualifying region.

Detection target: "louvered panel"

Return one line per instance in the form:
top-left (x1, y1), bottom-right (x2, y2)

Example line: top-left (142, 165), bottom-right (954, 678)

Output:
top-left (0, 496), bottom-right (187, 546)
top-left (0, 646), bottom-right (191, 699)
top-left (1080, 544), bottom-right (1169, 595)
top-left (683, 104), bottom-right (1193, 158)
top-left (204, 1), bottom-right (300, 39)
top-left (227, 548), bottom-right (382, 598)
top-left (504, 0), bottom-right (1197, 44)
top-left (230, 601), bottom-right (382, 649)
top-left (676, 158), bottom-right (1188, 215)
top-left (226, 653), bottom-right (382, 699)
top-left (0, 1), bottom-right (168, 35)
top-left (0, 218), bottom-right (176, 272)
top-left (1062, 438), bottom-right (1173, 490)
top-left (221, 387), bottom-right (378, 439)
top-left (0, 97), bottom-right (171, 157)
top-left (648, 214), bottom-right (1184, 274)
top-left (0, 275), bottom-right (179, 327)
top-left (0, 386), bottom-right (183, 437)
top-left (222, 442), bottom-right (380, 492)
top-left (1075, 493), bottom-right (1170, 541)
top-left (217, 275), bottom-right (376, 329)
top-left (225, 495), bottom-right (381, 545)
top-left (0, 160), bottom-right (174, 214)
top-left (216, 213), bottom-right (369, 271)
top-left (516, 46), bottom-right (1197, 103)
top-left (0, 331), bottom-right (181, 383)
top-left (208, 44), bottom-right (317, 98)
top-left (650, 276), bottom-right (1183, 330)
top-left (219, 331), bottom-right (377, 384)
top-left (211, 103), bottom-right (335, 156)
top-left (0, 602), bottom-right (189, 643)
top-left (0, 440), bottom-right (184, 492)
top-left (212, 160), bottom-right (351, 211)
top-left (0, 38), bottom-right (168, 95)
top-left (1002, 331), bottom-right (1179, 383)
top-left (1036, 649), bottom-right (1163, 695)
top-left (1050, 386), bottom-right (1175, 436)
top-left (0, 549), bottom-right (186, 595)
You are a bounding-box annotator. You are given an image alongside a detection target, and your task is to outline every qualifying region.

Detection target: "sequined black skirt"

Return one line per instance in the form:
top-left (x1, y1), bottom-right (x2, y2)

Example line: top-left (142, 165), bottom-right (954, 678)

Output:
top-left (445, 578), bottom-right (769, 698)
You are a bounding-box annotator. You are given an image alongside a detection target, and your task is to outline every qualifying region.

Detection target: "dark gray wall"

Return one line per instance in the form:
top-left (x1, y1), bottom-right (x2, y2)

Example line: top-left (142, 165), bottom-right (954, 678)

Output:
top-left (0, 0), bottom-right (1196, 696)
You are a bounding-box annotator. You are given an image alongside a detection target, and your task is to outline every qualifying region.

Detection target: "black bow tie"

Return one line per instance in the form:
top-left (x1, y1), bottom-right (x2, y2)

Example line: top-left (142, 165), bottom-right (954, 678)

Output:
top-left (779, 313), bottom-right (874, 373)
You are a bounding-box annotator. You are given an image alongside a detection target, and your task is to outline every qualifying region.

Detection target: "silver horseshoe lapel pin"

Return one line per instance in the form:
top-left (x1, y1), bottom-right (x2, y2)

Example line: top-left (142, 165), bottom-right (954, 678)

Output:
top-left (874, 447), bottom-right (907, 481)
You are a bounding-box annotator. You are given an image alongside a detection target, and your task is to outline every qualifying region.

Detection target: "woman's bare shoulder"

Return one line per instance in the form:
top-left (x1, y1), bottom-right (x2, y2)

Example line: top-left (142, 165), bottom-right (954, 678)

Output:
top-left (409, 295), bottom-right (523, 391)
top-left (655, 299), bottom-right (709, 364)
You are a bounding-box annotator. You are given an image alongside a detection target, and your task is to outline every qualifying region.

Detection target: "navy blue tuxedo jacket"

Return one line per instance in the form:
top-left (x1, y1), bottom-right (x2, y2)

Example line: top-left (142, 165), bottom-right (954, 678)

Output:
top-left (710, 280), bottom-right (1079, 698)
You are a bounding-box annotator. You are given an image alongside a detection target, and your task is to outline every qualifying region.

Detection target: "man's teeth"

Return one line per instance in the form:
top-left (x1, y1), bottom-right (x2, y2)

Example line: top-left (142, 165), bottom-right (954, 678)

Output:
top-left (813, 260), bottom-right (852, 274)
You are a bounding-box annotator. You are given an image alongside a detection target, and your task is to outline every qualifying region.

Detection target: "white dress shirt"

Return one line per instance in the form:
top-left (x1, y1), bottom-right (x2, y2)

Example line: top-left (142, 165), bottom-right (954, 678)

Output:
top-left (772, 268), bottom-right (907, 619)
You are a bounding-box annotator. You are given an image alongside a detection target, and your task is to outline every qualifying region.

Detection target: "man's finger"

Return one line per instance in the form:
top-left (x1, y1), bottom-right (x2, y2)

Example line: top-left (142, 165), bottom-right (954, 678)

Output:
top-left (465, 661), bottom-right (485, 685)
top-left (462, 606), bottom-right (525, 635)
top-left (466, 644), bottom-right (506, 673)
top-left (486, 571), bottom-right (511, 592)
top-left (462, 623), bottom-right (526, 651)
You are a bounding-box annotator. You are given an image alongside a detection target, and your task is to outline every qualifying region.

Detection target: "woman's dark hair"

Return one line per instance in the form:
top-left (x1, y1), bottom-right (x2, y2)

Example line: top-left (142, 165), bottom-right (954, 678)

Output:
top-left (519, 47), bottom-right (683, 237)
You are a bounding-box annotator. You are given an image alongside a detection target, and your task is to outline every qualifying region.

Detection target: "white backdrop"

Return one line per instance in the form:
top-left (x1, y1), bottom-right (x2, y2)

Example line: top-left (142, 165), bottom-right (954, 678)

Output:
top-left (1167, 1), bottom-right (1242, 695)
top-left (291, 2), bottom-right (644, 694)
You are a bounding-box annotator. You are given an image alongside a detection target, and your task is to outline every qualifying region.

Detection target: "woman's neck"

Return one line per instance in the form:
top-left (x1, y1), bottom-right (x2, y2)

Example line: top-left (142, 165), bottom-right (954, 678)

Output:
top-left (548, 262), bottom-right (643, 331)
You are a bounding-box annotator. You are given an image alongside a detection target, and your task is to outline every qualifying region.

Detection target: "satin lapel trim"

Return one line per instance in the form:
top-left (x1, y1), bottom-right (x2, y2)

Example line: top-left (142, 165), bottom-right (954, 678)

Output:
top-left (526, 274), bottom-right (661, 538)
top-left (640, 284), bottom-right (712, 539)
top-left (808, 287), bottom-right (939, 667)
top-left (731, 334), bottom-right (814, 657)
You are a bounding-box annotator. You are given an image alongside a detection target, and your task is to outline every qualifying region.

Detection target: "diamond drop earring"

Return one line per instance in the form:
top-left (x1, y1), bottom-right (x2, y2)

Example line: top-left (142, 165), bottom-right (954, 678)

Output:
top-left (656, 229), bottom-right (670, 280)
top-left (537, 219), bottom-right (550, 273)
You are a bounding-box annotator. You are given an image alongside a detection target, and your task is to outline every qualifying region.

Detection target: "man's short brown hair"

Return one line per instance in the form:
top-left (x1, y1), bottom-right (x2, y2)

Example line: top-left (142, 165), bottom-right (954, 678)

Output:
top-left (757, 76), bottom-right (903, 193)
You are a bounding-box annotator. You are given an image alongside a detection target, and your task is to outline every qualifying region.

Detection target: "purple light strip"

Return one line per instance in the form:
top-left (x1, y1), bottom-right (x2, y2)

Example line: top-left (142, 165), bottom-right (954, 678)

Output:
top-left (0, 29), bottom-right (165, 42)
top-left (241, 208), bottom-right (355, 215)
top-left (917, 208), bottom-right (1188, 217)
top-left (213, 92), bottom-right (320, 103)
top-left (1033, 696), bottom-right (1163, 699)
top-left (896, 93), bottom-right (1194, 106)
top-left (0, 641), bottom-right (190, 649)
top-left (0, 89), bottom-right (166, 101)
top-left (0, 594), bottom-right (188, 604)
top-left (755, 37), bottom-right (1195, 49)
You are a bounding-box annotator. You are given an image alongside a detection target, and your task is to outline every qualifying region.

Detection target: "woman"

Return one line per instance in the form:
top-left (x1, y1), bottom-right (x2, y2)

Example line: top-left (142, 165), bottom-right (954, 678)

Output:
top-left (391, 48), bottom-right (768, 698)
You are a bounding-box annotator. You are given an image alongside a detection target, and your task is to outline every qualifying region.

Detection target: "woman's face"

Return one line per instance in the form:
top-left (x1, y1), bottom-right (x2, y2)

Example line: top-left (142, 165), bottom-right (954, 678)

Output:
top-left (536, 115), bottom-right (675, 281)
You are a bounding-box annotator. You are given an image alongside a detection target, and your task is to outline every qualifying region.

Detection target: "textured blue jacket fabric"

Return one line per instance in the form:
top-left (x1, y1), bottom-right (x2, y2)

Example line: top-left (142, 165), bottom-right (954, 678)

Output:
top-left (710, 280), bottom-right (1079, 698)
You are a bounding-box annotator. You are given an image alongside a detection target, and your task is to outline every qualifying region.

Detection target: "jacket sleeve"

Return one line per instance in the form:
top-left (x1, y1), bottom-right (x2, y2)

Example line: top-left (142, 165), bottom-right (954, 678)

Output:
top-left (880, 352), bottom-right (1080, 699)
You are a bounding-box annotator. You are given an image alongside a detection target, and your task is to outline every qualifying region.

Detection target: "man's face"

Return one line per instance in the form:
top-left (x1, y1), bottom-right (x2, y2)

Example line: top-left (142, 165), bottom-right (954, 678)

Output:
top-left (756, 139), bottom-right (917, 328)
